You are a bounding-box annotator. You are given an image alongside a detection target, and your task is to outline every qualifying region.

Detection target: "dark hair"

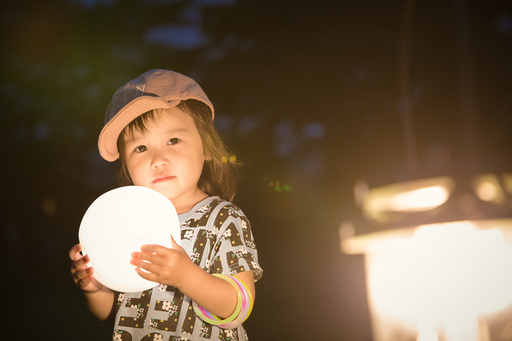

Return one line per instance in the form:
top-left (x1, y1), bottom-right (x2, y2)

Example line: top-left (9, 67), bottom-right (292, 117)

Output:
top-left (116, 100), bottom-right (240, 202)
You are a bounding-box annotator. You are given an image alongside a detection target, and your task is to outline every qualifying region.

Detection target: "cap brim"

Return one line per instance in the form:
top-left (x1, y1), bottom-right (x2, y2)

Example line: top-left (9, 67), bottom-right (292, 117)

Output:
top-left (98, 96), bottom-right (180, 162)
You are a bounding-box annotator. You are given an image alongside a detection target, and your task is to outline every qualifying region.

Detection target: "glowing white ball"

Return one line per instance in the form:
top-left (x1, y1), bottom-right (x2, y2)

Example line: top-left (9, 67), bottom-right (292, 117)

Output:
top-left (78, 186), bottom-right (181, 292)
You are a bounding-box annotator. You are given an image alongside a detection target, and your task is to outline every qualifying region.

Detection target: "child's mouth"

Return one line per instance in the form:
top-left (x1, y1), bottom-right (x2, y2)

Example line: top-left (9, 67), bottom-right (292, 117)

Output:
top-left (153, 175), bottom-right (175, 183)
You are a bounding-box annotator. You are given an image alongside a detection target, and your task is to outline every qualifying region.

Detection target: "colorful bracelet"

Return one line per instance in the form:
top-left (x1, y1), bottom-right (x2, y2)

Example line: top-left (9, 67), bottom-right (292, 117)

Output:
top-left (192, 273), bottom-right (254, 329)
top-left (196, 276), bottom-right (248, 325)
top-left (217, 275), bottom-right (254, 328)
top-left (238, 276), bottom-right (254, 322)
top-left (218, 275), bottom-right (253, 328)
top-left (192, 274), bottom-right (243, 325)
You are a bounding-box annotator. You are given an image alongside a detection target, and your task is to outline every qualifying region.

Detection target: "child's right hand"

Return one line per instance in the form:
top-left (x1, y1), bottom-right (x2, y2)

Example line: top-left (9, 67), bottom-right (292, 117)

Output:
top-left (69, 243), bottom-right (104, 293)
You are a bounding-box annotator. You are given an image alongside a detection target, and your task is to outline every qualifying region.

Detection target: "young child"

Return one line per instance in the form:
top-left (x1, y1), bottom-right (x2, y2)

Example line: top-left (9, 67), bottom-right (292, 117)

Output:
top-left (69, 69), bottom-right (263, 341)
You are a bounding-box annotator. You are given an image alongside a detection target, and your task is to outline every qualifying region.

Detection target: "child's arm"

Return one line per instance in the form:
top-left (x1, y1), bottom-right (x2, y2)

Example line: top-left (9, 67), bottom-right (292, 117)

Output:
top-left (69, 244), bottom-right (117, 323)
top-left (130, 237), bottom-right (256, 318)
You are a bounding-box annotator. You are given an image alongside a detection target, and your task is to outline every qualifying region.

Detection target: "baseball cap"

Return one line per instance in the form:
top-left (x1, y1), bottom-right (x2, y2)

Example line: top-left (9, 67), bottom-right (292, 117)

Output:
top-left (98, 69), bottom-right (215, 162)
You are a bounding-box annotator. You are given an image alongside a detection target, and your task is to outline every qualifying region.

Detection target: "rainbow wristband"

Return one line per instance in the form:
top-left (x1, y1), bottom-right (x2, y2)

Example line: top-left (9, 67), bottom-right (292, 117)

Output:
top-left (192, 274), bottom-right (243, 325)
top-left (236, 276), bottom-right (254, 322)
top-left (218, 276), bottom-right (248, 328)
top-left (198, 276), bottom-right (250, 327)
top-left (218, 275), bottom-right (253, 328)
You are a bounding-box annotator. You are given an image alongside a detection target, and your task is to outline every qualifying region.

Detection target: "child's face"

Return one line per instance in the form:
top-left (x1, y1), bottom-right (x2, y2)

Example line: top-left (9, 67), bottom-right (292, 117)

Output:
top-left (122, 109), bottom-right (208, 213)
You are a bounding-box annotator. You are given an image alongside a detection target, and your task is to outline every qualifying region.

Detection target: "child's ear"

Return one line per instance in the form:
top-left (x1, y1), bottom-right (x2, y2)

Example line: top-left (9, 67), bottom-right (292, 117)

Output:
top-left (204, 153), bottom-right (212, 161)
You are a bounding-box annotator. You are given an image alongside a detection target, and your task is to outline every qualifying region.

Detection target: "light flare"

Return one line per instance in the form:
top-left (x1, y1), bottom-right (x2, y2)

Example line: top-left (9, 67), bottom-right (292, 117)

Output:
top-left (362, 176), bottom-right (454, 221)
top-left (367, 222), bottom-right (512, 337)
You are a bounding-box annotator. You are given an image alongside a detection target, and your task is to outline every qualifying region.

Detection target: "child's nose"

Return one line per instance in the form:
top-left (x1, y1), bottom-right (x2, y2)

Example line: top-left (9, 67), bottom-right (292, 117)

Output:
top-left (151, 149), bottom-right (170, 168)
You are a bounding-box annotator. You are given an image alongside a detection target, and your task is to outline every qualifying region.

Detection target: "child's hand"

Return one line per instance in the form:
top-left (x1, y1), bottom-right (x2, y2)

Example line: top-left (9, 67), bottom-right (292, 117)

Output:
top-left (130, 236), bottom-right (195, 289)
top-left (69, 243), bottom-right (104, 293)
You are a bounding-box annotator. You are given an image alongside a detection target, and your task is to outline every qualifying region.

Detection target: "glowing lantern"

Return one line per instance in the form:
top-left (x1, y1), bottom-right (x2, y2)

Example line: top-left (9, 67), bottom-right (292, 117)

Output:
top-left (79, 186), bottom-right (181, 292)
top-left (341, 174), bottom-right (512, 341)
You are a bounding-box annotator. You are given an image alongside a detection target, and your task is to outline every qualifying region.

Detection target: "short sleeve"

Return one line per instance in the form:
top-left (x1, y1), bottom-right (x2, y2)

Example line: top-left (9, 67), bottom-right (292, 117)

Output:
top-left (208, 204), bottom-right (263, 282)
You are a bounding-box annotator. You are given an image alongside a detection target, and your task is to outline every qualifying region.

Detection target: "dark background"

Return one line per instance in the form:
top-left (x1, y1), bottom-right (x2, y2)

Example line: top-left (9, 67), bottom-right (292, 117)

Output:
top-left (1, 0), bottom-right (511, 339)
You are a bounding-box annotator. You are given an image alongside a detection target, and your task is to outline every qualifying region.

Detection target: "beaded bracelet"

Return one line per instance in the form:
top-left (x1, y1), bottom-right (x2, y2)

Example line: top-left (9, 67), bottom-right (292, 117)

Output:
top-left (192, 273), bottom-right (254, 329)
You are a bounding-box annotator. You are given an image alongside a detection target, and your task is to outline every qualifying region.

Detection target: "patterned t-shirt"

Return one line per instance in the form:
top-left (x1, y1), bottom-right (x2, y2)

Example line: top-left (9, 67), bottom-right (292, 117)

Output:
top-left (112, 196), bottom-right (263, 341)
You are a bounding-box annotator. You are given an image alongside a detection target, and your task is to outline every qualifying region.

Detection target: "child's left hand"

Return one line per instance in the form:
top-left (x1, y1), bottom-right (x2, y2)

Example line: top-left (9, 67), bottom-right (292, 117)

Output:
top-left (130, 236), bottom-right (196, 289)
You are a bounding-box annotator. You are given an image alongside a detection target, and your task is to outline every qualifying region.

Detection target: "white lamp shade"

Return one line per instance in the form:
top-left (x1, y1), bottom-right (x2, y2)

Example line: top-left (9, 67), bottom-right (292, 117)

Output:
top-left (78, 186), bottom-right (181, 292)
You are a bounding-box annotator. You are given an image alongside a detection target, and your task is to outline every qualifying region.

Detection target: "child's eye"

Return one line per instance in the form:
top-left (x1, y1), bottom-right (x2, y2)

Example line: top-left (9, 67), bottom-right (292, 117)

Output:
top-left (168, 138), bottom-right (180, 145)
top-left (135, 145), bottom-right (147, 153)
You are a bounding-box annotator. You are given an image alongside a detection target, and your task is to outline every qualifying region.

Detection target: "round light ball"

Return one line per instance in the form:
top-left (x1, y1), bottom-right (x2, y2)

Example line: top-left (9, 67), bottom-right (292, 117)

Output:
top-left (79, 186), bottom-right (180, 292)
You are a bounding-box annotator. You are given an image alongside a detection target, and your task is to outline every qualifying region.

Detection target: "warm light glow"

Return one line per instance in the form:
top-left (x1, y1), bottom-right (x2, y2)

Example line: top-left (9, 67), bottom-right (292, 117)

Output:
top-left (362, 177), bottom-right (454, 222)
top-left (473, 174), bottom-right (505, 203)
top-left (341, 225), bottom-right (413, 255)
top-left (343, 174), bottom-right (512, 340)
top-left (502, 173), bottom-right (512, 196)
top-left (366, 222), bottom-right (512, 338)
top-left (389, 186), bottom-right (449, 211)
top-left (476, 181), bottom-right (498, 201)
top-left (79, 186), bottom-right (181, 292)
top-left (417, 328), bottom-right (438, 341)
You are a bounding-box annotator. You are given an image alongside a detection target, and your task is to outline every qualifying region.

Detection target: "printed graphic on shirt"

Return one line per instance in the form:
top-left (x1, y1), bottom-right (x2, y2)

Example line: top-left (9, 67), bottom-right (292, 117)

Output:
top-left (118, 289), bottom-right (152, 329)
top-left (150, 288), bottom-right (184, 332)
top-left (112, 197), bottom-right (262, 341)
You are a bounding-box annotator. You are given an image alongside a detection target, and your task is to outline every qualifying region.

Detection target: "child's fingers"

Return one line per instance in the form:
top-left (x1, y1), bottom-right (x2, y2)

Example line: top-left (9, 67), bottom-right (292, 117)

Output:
top-left (141, 241), bottom-right (184, 254)
top-left (136, 261), bottom-right (157, 274)
top-left (132, 249), bottom-right (162, 265)
top-left (68, 243), bottom-right (82, 261)
top-left (77, 276), bottom-right (92, 288)
top-left (75, 254), bottom-right (90, 269)
top-left (130, 255), bottom-right (159, 273)
top-left (134, 267), bottom-right (158, 282)
top-left (72, 266), bottom-right (93, 283)
top-left (70, 251), bottom-right (89, 270)
top-left (139, 244), bottom-right (168, 254)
